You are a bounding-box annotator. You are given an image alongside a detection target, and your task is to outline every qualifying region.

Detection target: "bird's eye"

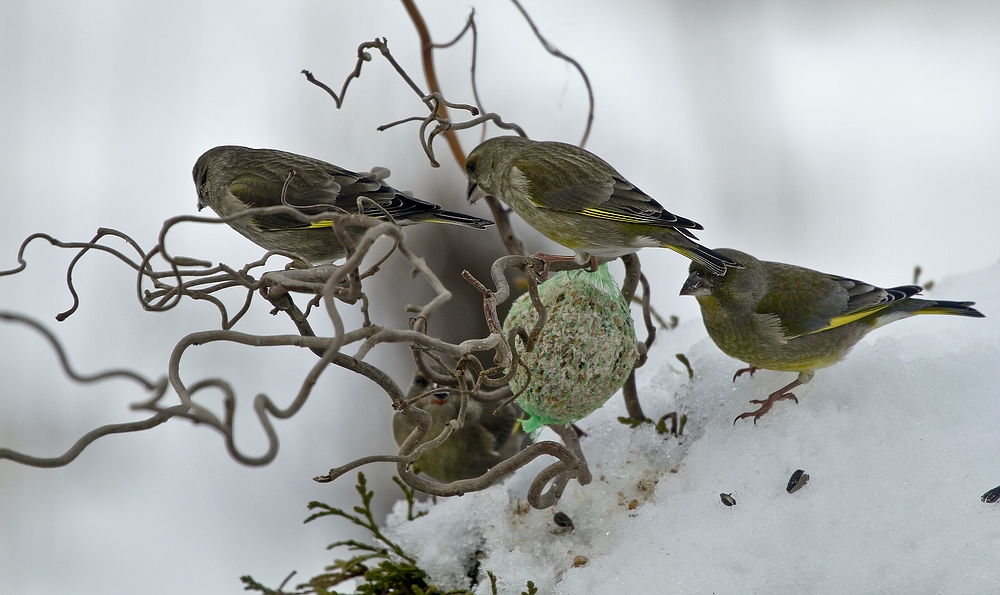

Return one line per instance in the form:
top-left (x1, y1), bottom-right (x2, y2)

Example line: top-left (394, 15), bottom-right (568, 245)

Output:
top-left (466, 161), bottom-right (475, 175)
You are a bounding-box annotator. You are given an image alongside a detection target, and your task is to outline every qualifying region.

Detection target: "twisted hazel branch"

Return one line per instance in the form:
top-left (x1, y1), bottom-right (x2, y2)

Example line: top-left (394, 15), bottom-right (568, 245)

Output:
top-left (0, 311), bottom-right (173, 468)
top-left (301, 35), bottom-right (521, 171)
top-left (161, 230), bottom-right (499, 467)
top-left (389, 423), bottom-right (590, 510)
top-left (0, 224), bottom-right (334, 467)
top-left (401, 0), bottom-right (468, 169)
top-left (319, 3), bottom-right (516, 258)
top-left (1, 206), bottom-right (490, 469)
top-left (637, 271), bottom-right (657, 353)
top-left (148, 211), bottom-right (509, 467)
top-left (1, 312), bottom-right (162, 389)
top-left (526, 424), bottom-right (592, 509)
top-left (301, 38), bottom-right (426, 109)
top-left (0, 231), bottom-right (152, 323)
top-left (619, 253), bottom-right (647, 420)
top-left (319, 436), bottom-right (586, 509)
top-left (618, 253), bottom-right (667, 427)
top-left (0, 405), bottom-right (186, 468)
top-left (405, 253), bottom-right (546, 393)
top-left (142, 210), bottom-right (361, 328)
top-left (161, 328), bottom-right (416, 467)
top-left (508, 0), bottom-right (595, 147)
top-left (2, 212), bottom-right (626, 508)
top-left (303, 3), bottom-right (533, 257)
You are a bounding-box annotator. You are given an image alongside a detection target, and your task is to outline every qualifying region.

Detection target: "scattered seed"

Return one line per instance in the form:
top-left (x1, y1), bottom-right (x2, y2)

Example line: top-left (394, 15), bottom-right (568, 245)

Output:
top-left (720, 493), bottom-right (736, 507)
top-left (982, 485), bottom-right (1000, 504)
top-left (551, 511), bottom-right (574, 535)
top-left (786, 469), bottom-right (809, 494)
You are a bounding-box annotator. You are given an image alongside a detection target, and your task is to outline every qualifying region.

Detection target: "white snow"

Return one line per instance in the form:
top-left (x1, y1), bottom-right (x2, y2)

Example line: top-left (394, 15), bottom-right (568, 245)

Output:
top-left (385, 262), bottom-right (1000, 593)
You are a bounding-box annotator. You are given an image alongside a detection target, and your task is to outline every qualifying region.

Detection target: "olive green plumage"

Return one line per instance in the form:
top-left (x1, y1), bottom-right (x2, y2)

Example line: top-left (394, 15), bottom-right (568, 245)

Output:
top-left (681, 248), bottom-right (985, 422)
top-left (392, 372), bottom-right (530, 483)
top-left (464, 136), bottom-right (742, 275)
top-left (194, 145), bottom-right (493, 264)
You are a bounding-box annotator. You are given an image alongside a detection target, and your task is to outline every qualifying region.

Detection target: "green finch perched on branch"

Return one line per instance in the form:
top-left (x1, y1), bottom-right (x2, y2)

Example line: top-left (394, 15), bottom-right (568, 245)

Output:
top-left (464, 136), bottom-right (741, 275)
top-left (194, 145), bottom-right (493, 264)
top-left (393, 372), bottom-right (530, 483)
top-left (680, 248), bottom-right (985, 424)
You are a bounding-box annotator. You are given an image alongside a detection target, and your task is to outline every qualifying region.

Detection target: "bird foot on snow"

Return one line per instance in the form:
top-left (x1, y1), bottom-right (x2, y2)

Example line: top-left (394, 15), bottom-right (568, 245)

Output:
top-left (734, 376), bottom-right (806, 425)
top-left (734, 392), bottom-right (798, 425)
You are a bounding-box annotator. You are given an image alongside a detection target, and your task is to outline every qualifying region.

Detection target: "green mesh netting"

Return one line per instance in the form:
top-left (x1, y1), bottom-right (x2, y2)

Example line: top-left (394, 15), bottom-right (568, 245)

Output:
top-left (503, 263), bottom-right (639, 434)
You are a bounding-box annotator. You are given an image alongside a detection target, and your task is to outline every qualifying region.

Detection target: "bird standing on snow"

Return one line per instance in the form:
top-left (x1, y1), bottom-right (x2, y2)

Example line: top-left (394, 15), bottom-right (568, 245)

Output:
top-left (194, 145), bottom-right (493, 265)
top-left (680, 248), bottom-right (985, 423)
top-left (465, 136), bottom-right (742, 275)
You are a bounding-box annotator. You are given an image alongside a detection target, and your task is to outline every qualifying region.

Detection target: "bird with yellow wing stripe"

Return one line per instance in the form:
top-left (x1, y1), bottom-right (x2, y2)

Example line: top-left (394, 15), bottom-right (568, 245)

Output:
top-left (194, 145), bottom-right (493, 265)
top-left (680, 248), bottom-right (985, 424)
top-left (464, 136), bottom-right (742, 275)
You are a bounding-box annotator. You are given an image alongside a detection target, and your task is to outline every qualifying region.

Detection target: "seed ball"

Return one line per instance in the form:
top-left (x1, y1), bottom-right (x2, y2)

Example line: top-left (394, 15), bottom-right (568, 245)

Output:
top-left (502, 265), bottom-right (639, 433)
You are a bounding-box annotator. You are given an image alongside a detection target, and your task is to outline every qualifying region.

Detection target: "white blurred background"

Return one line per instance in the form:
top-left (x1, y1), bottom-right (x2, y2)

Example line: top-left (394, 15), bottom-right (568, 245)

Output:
top-left (1, 1), bottom-right (997, 593)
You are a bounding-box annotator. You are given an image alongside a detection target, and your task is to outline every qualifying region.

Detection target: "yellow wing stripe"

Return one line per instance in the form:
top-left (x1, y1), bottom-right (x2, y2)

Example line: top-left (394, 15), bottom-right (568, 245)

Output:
top-left (260, 220), bottom-right (334, 231)
top-left (579, 207), bottom-right (645, 223)
top-left (801, 304), bottom-right (891, 336)
top-left (277, 217), bottom-right (395, 231)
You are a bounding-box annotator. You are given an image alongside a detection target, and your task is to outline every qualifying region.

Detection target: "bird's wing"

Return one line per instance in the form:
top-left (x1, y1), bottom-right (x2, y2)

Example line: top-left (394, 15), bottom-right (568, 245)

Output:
top-left (756, 264), bottom-right (921, 339)
top-left (230, 165), bottom-right (425, 230)
top-left (511, 150), bottom-right (703, 231)
top-left (477, 402), bottom-right (523, 451)
top-left (510, 150), bottom-right (616, 211)
top-left (584, 178), bottom-right (704, 233)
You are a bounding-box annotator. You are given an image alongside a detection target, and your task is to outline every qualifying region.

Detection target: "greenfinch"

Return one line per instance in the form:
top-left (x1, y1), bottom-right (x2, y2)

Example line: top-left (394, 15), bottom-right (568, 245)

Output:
top-left (465, 136), bottom-right (742, 275)
top-left (392, 372), bottom-right (531, 483)
top-left (193, 146), bottom-right (493, 264)
top-left (680, 248), bottom-right (985, 423)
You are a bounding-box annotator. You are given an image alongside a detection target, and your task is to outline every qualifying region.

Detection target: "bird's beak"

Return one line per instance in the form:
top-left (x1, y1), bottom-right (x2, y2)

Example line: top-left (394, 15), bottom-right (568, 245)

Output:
top-left (680, 270), bottom-right (712, 297)
top-left (467, 180), bottom-right (486, 204)
top-left (430, 390), bottom-right (450, 406)
top-left (197, 200), bottom-right (205, 212)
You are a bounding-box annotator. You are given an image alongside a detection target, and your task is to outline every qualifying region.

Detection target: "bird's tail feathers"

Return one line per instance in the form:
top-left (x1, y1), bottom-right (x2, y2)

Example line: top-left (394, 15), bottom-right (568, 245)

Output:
top-left (665, 242), bottom-right (745, 276)
top-left (871, 297), bottom-right (984, 329)
top-left (411, 210), bottom-right (495, 229)
top-left (911, 299), bottom-right (984, 318)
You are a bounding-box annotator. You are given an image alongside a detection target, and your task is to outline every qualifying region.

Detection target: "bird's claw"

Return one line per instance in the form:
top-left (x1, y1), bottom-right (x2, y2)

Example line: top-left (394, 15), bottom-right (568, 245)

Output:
top-left (732, 366), bottom-right (759, 382)
top-left (528, 252), bottom-right (597, 278)
top-left (733, 391), bottom-right (798, 425)
top-left (529, 251), bottom-right (570, 278)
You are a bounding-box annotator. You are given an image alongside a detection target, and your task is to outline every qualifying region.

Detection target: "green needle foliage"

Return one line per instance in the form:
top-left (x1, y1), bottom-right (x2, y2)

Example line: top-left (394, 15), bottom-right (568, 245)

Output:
top-left (617, 413), bottom-right (687, 436)
top-left (241, 473), bottom-right (535, 595)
